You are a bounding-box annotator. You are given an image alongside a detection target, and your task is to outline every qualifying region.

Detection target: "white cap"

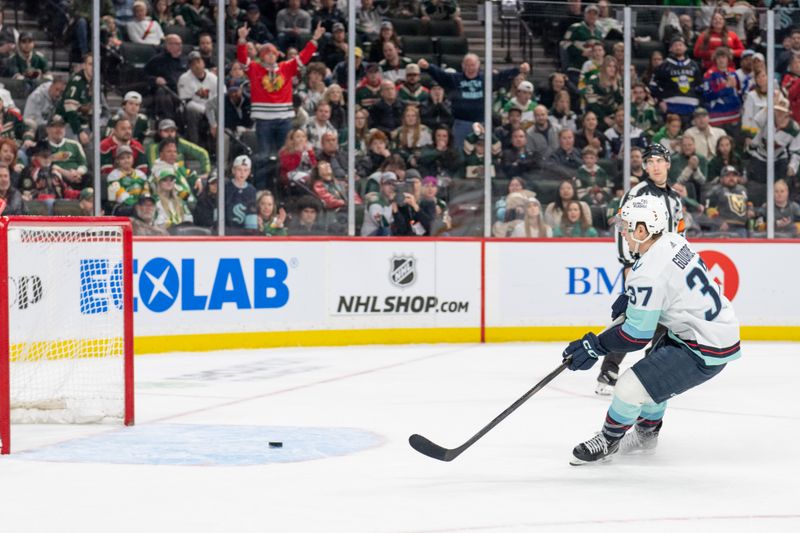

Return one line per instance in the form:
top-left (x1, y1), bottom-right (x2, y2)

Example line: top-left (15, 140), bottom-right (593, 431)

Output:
top-left (233, 155), bottom-right (252, 168)
top-left (518, 80), bottom-right (534, 93)
top-left (123, 91), bottom-right (142, 103)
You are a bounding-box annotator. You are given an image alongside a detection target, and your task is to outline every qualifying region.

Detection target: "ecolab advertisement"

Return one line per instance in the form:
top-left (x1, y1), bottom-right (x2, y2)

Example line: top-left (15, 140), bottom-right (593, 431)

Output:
top-left (132, 240), bottom-right (481, 338)
top-left (132, 241), bottom-right (323, 337)
top-left (484, 240), bottom-right (799, 330)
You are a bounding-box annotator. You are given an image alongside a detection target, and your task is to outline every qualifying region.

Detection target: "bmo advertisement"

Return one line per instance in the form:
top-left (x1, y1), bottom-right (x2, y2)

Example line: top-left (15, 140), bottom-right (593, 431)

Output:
top-left (484, 240), bottom-right (800, 339)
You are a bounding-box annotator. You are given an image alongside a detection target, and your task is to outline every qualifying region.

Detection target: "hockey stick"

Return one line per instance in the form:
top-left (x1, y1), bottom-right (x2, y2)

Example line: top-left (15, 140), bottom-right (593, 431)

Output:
top-left (409, 316), bottom-right (625, 462)
top-left (408, 361), bottom-right (570, 462)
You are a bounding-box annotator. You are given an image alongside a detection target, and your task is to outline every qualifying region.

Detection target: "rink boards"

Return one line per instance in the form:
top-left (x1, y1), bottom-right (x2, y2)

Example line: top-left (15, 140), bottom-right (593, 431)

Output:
top-left (130, 238), bottom-right (800, 353)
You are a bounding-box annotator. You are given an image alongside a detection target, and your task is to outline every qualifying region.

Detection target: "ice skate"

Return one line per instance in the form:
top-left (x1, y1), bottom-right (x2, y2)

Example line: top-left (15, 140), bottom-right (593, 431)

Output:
top-left (594, 369), bottom-right (618, 396)
top-left (570, 432), bottom-right (619, 465)
top-left (619, 422), bottom-right (662, 455)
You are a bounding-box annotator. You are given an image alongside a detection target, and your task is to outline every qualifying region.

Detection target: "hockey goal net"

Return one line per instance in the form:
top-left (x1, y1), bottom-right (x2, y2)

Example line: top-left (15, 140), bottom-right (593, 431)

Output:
top-left (0, 216), bottom-right (134, 454)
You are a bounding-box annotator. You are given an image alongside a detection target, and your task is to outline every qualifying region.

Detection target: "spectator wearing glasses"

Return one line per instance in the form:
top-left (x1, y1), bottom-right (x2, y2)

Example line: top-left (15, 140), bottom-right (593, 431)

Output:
top-left (153, 168), bottom-right (194, 229)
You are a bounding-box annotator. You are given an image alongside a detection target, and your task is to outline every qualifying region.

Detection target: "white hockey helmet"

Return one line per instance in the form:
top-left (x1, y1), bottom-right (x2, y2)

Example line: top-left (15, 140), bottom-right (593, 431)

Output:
top-left (618, 195), bottom-right (669, 255)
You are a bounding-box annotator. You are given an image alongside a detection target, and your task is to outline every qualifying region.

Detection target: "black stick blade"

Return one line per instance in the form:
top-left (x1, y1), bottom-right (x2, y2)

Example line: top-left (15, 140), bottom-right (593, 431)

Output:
top-left (409, 433), bottom-right (457, 462)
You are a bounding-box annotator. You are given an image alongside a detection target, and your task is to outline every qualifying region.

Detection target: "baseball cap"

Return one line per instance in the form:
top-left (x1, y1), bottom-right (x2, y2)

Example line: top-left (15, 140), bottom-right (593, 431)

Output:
top-left (354, 46), bottom-right (363, 58)
top-left (158, 118), bottom-right (177, 130)
top-left (720, 165), bottom-right (740, 176)
top-left (381, 21), bottom-right (393, 30)
top-left (47, 114), bottom-right (66, 127)
top-left (585, 5), bottom-right (599, 14)
top-left (137, 193), bottom-right (156, 205)
top-left (123, 91), bottom-right (142, 103)
top-left (518, 80), bottom-right (534, 93)
top-left (188, 50), bottom-right (203, 62)
top-left (380, 171), bottom-right (398, 184)
top-left (115, 145), bottom-right (134, 159)
top-left (741, 49), bottom-right (755, 58)
top-left (233, 154), bottom-right (252, 168)
top-left (405, 168), bottom-right (422, 180)
top-left (79, 187), bottom-right (94, 201)
top-left (406, 63), bottom-right (420, 75)
top-left (752, 52), bottom-right (765, 63)
top-left (158, 169), bottom-right (177, 181)
top-left (670, 35), bottom-right (687, 46)
top-left (247, 4), bottom-right (260, 12)
top-left (18, 31), bottom-right (33, 42)
top-left (422, 176), bottom-right (438, 186)
top-left (332, 22), bottom-right (345, 32)
top-left (693, 107), bottom-right (709, 117)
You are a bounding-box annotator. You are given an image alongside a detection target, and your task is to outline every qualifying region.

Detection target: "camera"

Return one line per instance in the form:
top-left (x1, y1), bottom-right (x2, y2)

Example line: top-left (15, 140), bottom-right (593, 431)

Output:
top-left (394, 182), bottom-right (411, 206)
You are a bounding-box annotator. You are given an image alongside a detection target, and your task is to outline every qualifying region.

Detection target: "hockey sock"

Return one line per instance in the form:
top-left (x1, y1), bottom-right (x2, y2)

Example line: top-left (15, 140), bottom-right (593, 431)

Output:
top-left (602, 396), bottom-right (642, 442)
top-left (635, 401), bottom-right (666, 433)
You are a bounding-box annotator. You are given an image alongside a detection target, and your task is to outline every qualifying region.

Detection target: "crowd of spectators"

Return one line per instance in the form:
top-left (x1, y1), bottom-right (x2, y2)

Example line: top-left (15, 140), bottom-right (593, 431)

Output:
top-left (494, 0), bottom-right (800, 238)
top-left (0, 1), bottom-right (798, 238)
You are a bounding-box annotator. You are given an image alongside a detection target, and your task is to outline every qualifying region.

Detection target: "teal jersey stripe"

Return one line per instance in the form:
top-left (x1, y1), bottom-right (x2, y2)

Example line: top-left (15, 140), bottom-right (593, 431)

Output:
top-left (609, 397), bottom-right (641, 424)
top-left (625, 306), bottom-right (662, 336)
top-left (622, 320), bottom-right (656, 341)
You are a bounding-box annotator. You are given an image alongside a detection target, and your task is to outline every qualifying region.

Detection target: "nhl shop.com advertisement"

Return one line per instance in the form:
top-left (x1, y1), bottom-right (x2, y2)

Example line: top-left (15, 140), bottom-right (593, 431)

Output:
top-left (328, 242), bottom-right (479, 318)
top-left (334, 254), bottom-right (471, 315)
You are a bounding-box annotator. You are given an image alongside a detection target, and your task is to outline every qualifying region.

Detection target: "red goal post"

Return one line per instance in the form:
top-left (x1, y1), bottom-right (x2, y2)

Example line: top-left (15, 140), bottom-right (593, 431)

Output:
top-left (0, 217), bottom-right (134, 455)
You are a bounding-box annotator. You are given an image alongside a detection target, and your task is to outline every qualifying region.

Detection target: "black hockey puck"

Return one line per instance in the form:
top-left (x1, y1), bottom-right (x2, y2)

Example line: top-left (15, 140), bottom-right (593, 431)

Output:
top-left (268, 441), bottom-right (283, 448)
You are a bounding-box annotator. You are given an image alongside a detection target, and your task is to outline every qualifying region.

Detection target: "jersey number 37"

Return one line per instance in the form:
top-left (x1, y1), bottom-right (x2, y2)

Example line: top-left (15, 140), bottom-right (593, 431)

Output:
top-left (686, 265), bottom-right (722, 321)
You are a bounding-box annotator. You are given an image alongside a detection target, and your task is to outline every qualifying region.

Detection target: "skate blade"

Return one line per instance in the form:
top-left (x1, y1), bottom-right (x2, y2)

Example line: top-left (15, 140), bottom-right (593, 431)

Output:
top-left (620, 447), bottom-right (657, 456)
top-left (569, 454), bottom-right (616, 466)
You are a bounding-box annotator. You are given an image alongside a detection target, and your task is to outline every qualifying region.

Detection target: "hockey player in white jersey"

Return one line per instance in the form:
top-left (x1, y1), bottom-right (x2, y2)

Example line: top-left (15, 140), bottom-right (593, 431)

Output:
top-left (595, 143), bottom-right (685, 395)
top-left (563, 195), bottom-right (741, 465)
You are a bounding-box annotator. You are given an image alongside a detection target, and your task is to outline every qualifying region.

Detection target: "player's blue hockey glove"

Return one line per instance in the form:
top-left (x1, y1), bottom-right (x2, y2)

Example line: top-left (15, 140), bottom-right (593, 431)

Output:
top-left (611, 293), bottom-right (629, 320)
top-left (563, 332), bottom-right (607, 371)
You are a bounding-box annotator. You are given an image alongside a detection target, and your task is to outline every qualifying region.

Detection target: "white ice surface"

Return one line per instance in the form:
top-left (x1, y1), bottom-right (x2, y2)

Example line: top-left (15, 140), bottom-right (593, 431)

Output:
top-left (1, 342), bottom-right (798, 533)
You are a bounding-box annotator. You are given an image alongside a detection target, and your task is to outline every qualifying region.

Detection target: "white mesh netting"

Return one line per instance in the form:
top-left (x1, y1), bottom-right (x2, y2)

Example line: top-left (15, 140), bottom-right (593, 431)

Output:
top-left (7, 224), bottom-right (127, 424)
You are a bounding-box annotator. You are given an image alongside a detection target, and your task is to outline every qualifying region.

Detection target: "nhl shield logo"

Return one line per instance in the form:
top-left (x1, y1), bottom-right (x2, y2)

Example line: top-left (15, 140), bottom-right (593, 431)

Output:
top-left (389, 256), bottom-right (416, 288)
